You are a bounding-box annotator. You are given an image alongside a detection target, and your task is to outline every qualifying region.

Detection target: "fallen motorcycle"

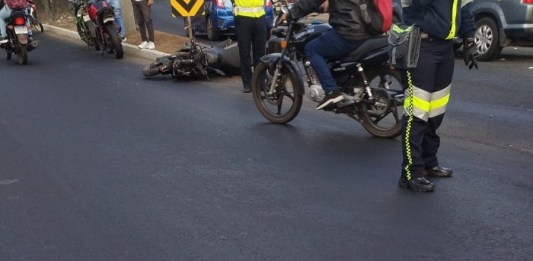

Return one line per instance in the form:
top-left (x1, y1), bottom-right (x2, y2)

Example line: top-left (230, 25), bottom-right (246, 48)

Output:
top-left (142, 38), bottom-right (240, 80)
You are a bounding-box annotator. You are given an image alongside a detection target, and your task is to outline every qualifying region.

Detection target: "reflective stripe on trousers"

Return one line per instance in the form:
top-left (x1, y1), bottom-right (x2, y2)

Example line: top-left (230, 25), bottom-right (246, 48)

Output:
top-left (401, 38), bottom-right (455, 180)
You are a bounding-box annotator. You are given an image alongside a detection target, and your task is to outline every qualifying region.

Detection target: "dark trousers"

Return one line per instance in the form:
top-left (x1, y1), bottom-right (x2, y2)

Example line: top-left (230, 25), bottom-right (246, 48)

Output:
top-left (401, 38), bottom-right (455, 179)
top-left (304, 29), bottom-right (361, 93)
top-left (131, 0), bottom-right (154, 42)
top-left (235, 15), bottom-right (267, 90)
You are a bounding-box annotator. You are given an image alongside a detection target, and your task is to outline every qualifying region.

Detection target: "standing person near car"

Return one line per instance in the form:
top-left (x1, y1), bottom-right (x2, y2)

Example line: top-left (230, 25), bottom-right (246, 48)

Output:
top-left (398, 0), bottom-right (478, 192)
top-left (131, 0), bottom-right (154, 49)
top-left (107, 0), bottom-right (126, 42)
top-left (280, 0), bottom-right (370, 110)
top-left (233, 0), bottom-right (268, 93)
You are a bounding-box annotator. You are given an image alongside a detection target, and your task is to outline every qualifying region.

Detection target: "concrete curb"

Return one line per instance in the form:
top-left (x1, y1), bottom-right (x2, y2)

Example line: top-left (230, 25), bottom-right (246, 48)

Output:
top-left (43, 24), bottom-right (169, 61)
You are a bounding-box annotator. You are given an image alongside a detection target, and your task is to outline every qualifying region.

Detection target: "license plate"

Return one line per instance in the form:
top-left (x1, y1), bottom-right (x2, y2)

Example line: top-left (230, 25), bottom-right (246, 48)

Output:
top-left (14, 26), bottom-right (28, 34)
top-left (83, 15), bottom-right (90, 22)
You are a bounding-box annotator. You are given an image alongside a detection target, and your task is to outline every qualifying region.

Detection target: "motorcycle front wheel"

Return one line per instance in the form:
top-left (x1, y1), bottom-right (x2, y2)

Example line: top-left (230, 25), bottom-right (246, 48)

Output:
top-left (105, 23), bottom-right (123, 59)
top-left (357, 68), bottom-right (403, 139)
top-left (251, 62), bottom-right (303, 124)
top-left (30, 16), bottom-right (44, 33)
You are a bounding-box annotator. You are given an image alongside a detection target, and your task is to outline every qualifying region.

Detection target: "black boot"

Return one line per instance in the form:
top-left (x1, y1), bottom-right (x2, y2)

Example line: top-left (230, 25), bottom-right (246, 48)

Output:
top-left (398, 177), bottom-right (435, 192)
top-left (424, 166), bottom-right (452, 177)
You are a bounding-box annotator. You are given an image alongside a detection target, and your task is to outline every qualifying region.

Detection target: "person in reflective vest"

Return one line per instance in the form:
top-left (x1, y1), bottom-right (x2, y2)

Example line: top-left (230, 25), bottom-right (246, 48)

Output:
top-left (233, 0), bottom-right (267, 93)
top-left (398, 0), bottom-right (478, 192)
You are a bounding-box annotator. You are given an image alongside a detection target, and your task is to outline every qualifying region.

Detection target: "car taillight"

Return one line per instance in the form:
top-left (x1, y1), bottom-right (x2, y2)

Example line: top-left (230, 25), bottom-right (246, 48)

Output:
top-left (523, 0), bottom-right (533, 4)
top-left (14, 16), bottom-right (25, 26)
top-left (265, 0), bottom-right (272, 7)
top-left (215, 0), bottom-right (224, 8)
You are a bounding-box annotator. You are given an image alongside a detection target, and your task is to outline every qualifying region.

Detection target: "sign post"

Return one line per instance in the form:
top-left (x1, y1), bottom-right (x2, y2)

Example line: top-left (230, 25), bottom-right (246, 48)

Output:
top-left (170, 0), bottom-right (205, 41)
top-left (122, 0), bottom-right (136, 36)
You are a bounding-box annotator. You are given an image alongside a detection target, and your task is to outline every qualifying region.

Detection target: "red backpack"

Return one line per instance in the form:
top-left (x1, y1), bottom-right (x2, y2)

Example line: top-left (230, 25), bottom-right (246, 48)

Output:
top-left (6, 0), bottom-right (28, 9)
top-left (359, 0), bottom-right (393, 35)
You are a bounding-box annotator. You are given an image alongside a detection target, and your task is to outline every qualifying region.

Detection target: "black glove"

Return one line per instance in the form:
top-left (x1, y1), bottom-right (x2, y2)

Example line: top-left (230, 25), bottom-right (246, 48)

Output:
top-left (463, 38), bottom-right (479, 70)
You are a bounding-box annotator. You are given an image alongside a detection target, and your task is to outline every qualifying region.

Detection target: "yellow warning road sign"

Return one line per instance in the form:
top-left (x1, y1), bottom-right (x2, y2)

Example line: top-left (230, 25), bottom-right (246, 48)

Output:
top-left (170, 0), bottom-right (205, 17)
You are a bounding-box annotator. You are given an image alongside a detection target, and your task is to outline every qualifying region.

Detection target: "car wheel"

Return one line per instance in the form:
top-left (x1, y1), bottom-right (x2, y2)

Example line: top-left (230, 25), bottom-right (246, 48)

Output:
top-left (206, 16), bottom-right (220, 41)
top-left (475, 17), bottom-right (502, 61)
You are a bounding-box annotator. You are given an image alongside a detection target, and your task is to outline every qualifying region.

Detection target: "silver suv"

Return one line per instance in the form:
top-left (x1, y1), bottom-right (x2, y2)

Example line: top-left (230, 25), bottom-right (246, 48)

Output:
top-left (471, 0), bottom-right (533, 61)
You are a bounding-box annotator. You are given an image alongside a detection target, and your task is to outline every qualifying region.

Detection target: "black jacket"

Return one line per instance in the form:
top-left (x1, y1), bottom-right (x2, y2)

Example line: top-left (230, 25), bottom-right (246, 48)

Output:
top-left (287, 0), bottom-right (370, 41)
top-left (402, 0), bottom-right (475, 40)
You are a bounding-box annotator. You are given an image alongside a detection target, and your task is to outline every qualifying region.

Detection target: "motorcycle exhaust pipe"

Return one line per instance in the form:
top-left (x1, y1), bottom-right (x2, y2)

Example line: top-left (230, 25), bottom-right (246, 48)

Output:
top-left (27, 39), bottom-right (38, 51)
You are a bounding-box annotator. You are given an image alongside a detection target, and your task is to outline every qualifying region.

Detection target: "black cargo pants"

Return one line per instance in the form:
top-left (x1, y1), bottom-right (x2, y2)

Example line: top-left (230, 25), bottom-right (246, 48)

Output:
top-left (234, 15), bottom-right (267, 90)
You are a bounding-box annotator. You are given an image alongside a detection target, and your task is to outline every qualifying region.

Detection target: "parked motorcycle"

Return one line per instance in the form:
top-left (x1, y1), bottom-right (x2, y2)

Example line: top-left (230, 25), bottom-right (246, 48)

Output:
top-left (69, 0), bottom-right (98, 49)
top-left (252, 15), bottom-right (404, 138)
top-left (1, 9), bottom-right (37, 65)
top-left (27, 0), bottom-right (43, 33)
top-left (142, 38), bottom-right (240, 80)
top-left (87, 0), bottom-right (123, 59)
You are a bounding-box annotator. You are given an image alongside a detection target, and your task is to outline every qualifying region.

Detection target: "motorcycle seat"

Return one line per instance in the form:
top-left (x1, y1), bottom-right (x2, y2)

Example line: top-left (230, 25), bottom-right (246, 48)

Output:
top-left (340, 36), bottom-right (389, 63)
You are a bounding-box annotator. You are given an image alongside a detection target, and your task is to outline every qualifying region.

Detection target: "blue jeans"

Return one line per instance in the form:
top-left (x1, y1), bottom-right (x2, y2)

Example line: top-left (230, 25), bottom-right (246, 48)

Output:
top-left (304, 29), bottom-right (361, 93)
top-left (0, 5), bottom-right (13, 37)
top-left (107, 0), bottom-right (125, 38)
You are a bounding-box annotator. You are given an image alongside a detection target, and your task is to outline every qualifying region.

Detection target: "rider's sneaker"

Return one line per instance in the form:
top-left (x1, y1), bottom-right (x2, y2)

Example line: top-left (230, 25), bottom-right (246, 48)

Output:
top-left (138, 41), bottom-right (148, 49)
top-left (146, 41), bottom-right (155, 50)
top-left (0, 36), bottom-right (8, 44)
top-left (316, 90), bottom-right (344, 110)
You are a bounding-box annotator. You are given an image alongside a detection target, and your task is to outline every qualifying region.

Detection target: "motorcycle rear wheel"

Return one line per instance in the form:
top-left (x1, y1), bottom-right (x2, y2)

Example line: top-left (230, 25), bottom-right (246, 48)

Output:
top-left (357, 68), bottom-right (403, 139)
top-left (251, 62), bottom-right (303, 124)
top-left (105, 23), bottom-right (123, 59)
top-left (17, 45), bottom-right (28, 65)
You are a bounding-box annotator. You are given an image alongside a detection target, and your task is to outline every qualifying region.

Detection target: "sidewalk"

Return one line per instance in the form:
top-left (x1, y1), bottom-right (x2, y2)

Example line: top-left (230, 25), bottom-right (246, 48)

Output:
top-left (43, 23), bottom-right (171, 61)
top-left (43, 12), bottom-right (329, 61)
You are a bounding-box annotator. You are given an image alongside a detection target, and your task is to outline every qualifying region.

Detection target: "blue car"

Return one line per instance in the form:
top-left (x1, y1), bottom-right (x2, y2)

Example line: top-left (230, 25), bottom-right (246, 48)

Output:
top-left (190, 0), bottom-right (274, 41)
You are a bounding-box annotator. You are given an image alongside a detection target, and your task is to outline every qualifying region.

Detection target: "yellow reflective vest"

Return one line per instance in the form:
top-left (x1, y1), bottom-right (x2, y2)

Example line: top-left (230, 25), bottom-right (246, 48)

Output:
top-left (234, 0), bottom-right (266, 18)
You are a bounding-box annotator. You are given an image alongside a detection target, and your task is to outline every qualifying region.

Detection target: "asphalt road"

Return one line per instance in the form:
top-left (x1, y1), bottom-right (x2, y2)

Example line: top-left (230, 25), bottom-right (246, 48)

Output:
top-left (0, 32), bottom-right (532, 260)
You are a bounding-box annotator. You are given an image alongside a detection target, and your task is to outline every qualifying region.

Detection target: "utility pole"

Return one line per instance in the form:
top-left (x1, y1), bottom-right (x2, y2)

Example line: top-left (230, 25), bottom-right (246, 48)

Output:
top-left (121, 0), bottom-right (137, 35)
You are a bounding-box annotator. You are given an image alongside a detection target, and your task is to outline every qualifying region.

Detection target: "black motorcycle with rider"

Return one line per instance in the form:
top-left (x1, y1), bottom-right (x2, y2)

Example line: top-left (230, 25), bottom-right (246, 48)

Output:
top-left (252, 0), bottom-right (404, 138)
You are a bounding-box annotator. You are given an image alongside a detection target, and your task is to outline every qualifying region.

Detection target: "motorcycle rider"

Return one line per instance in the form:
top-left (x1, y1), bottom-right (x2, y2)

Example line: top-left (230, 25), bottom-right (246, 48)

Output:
top-left (0, 0), bottom-right (30, 44)
top-left (397, 0), bottom-right (478, 192)
top-left (280, 0), bottom-right (372, 110)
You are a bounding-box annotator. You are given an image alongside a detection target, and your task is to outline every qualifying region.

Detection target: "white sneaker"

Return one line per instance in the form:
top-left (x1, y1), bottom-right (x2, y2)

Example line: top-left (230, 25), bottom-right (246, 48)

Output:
top-left (138, 41), bottom-right (148, 49)
top-left (121, 37), bottom-right (127, 43)
top-left (146, 41), bottom-right (155, 50)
